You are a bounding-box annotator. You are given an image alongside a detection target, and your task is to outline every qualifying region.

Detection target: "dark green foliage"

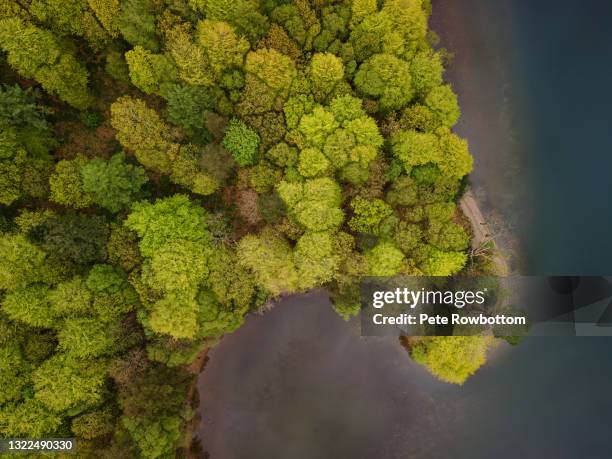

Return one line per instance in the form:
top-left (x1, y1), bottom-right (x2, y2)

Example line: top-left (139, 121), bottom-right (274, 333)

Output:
top-left (81, 153), bottom-right (149, 213)
top-left (29, 214), bottom-right (109, 265)
top-left (160, 83), bottom-right (215, 142)
top-left (118, 0), bottom-right (159, 51)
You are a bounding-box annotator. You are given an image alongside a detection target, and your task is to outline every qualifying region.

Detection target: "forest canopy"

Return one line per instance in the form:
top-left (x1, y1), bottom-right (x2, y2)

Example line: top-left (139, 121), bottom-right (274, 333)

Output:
top-left (0, 0), bottom-right (488, 457)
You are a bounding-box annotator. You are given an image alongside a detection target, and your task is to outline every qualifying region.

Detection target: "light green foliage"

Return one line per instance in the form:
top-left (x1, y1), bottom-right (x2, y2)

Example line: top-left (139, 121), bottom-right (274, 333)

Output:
top-left (81, 153), bottom-right (148, 213)
top-left (2, 284), bottom-right (54, 328)
top-left (366, 242), bottom-right (405, 276)
top-left (0, 398), bottom-right (63, 437)
top-left (126, 195), bottom-right (210, 257)
top-left (33, 354), bottom-right (107, 412)
top-left (425, 85), bottom-right (460, 127)
top-left (222, 118), bottom-right (260, 166)
top-left (294, 231), bottom-right (342, 289)
top-left (410, 336), bottom-right (491, 385)
top-left (48, 276), bottom-right (92, 316)
top-left (0, 18), bottom-right (92, 109)
top-left (238, 228), bottom-right (298, 295)
top-left (277, 178), bottom-right (344, 232)
top-left (125, 46), bottom-right (177, 94)
top-left (0, 0), bottom-right (481, 441)
top-left (420, 247), bottom-right (467, 276)
top-left (196, 20), bottom-right (249, 79)
top-left (58, 317), bottom-right (119, 358)
top-left (49, 155), bottom-right (93, 208)
top-left (122, 415), bottom-right (181, 459)
top-left (394, 222), bottom-right (423, 254)
top-left (410, 50), bottom-right (443, 97)
top-left (298, 106), bottom-right (339, 148)
top-left (392, 129), bottom-right (472, 180)
top-left (309, 53), bottom-right (344, 100)
top-left (88, 0), bottom-right (121, 37)
top-left (385, 175), bottom-right (418, 207)
top-left (148, 293), bottom-right (201, 339)
top-left (354, 53), bottom-right (413, 112)
top-left (0, 234), bottom-right (47, 291)
top-left (298, 148), bottom-right (330, 178)
top-left (348, 197), bottom-right (393, 235)
top-left (244, 48), bottom-right (297, 98)
top-left (143, 241), bottom-right (210, 293)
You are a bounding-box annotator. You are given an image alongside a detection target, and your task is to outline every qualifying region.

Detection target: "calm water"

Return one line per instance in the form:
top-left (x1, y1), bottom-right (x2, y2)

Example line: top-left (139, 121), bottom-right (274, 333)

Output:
top-left (196, 2), bottom-right (612, 458)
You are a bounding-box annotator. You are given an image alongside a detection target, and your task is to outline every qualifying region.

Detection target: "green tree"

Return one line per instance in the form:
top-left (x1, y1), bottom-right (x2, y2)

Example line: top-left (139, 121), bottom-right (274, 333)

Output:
top-left (118, 0), bottom-right (159, 51)
top-left (81, 153), bottom-right (148, 213)
top-left (425, 84), bottom-right (460, 128)
top-left (222, 118), bottom-right (260, 166)
top-left (125, 194), bottom-right (210, 257)
top-left (0, 18), bottom-right (92, 108)
top-left (49, 155), bottom-right (93, 208)
top-left (110, 96), bottom-right (175, 174)
top-left (237, 228), bottom-right (298, 295)
top-left (366, 242), bottom-right (404, 276)
top-left (309, 53), bottom-right (344, 100)
top-left (33, 354), bottom-right (107, 412)
top-left (125, 46), bottom-right (177, 94)
top-left (354, 53), bottom-right (413, 112)
top-left (348, 197), bottom-right (393, 235)
top-left (409, 336), bottom-right (491, 385)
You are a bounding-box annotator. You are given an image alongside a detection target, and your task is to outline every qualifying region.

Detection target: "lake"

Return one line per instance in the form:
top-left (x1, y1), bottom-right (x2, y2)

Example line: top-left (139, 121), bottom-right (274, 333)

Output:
top-left (195, 2), bottom-right (612, 458)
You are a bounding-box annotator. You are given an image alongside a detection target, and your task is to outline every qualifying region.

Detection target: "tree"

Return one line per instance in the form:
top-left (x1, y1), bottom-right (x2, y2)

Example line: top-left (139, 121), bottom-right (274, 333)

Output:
top-left (410, 50), bottom-right (443, 98)
top-left (366, 242), bottom-right (404, 276)
top-left (354, 53), bottom-right (414, 112)
top-left (33, 354), bottom-right (107, 412)
top-left (425, 84), bottom-right (460, 128)
top-left (348, 197), bottom-right (393, 235)
top-left (110, 96), bottom-right (175, 174)
top-left (58, 317), bottom-right (120, 358)
top-left (222, 118), bottom-right (260, 166)
top-left (48, 276), bottom-right (92, 316)
top-left (30, 213), bottom-right (108, 265)
top-left (0, 18), bottom-right (92, 109)
top-left (277, 178), bottom-right (344, 232)
top-left (118, 0), bottom-right (159, 51)
top-left (409, 336), bottom-right (491, 385)
top-left (125, 46), bottom-right (177, 94)
top-left (420, 247), bottom-right (467, 276)
top-left (0, 234), bottom-right (48, 291)
top-left (125, 194), bottom-right (210, 257)
top-left (49, 155), bottom-right (93, 208)
top-left (309, 53), bottom-right (344, 100)
top-left (298, 148), bottom-right (330, 178)
top-left (237, 228), bottom-right (298, 295)
top-left (196, 20), bottom-right (249, 80)
top-left (81, 153), bottom-right (148, 213)
top-left (2, 284), bottom-right (55, 328)
top-left (294, 231), bottom-right (342, 289)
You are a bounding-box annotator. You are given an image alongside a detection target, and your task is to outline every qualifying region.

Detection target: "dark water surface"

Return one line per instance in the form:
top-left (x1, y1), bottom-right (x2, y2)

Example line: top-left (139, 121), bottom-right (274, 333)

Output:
top-left (196, 2), bottom-right (612, 458)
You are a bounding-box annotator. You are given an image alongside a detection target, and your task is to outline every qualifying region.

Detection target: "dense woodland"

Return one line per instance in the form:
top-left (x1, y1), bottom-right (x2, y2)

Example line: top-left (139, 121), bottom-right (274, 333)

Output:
top-left (0, 0), bottom-right (495, 457)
